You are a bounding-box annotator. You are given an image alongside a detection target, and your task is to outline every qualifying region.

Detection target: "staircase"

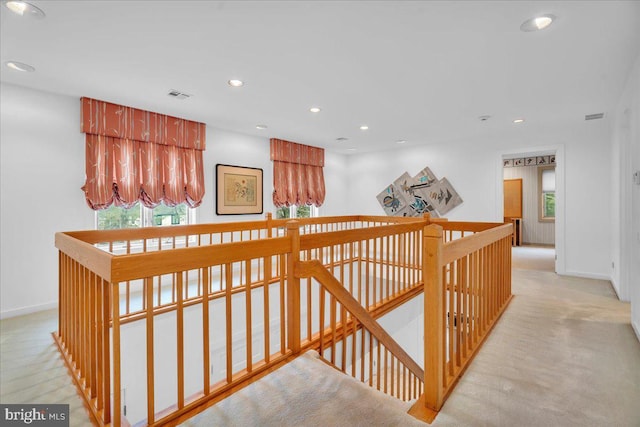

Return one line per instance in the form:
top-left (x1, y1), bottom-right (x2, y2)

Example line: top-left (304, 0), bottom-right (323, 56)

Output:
top-left (179, 351), bottom-right (427, 426)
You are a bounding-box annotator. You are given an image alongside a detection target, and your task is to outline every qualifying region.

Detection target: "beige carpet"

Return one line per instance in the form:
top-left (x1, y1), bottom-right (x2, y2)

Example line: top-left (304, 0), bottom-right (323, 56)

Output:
top-left (512, 245), bottom-right (555, 272)
top-left (179, 351), bottom-right (426, 427)
top-left (432, 269), bottom-right (640, 427)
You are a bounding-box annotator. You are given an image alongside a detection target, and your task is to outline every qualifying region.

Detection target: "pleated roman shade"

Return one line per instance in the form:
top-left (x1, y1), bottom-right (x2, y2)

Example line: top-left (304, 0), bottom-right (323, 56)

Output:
top-left (80, 97), bottom-right (206, 210)
top-left (270, 138), bottom-right (325, 207)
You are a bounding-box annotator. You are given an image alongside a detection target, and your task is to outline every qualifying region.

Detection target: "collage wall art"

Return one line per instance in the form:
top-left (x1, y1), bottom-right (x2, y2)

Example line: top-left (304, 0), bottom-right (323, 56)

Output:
top-left (376, 167), bottom-right (463, 217)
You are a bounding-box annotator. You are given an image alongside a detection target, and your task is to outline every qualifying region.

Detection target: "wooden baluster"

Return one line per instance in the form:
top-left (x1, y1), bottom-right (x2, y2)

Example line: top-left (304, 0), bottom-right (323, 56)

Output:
top-left (286, 221), bottom-right (301, 354)
top-left (385, 235), bottom-right (390, 301)
top-left (112, 281), bottom-right (121, 426)
top-left (373, 238), bottom-right (378, 307)
top-left (351, 316), bottom-right (357, 378)
top-left (365, 240), bottom-right (370, 310)
top-left (245, 260), bottom-right (253, 373)
top-left (279, 255), bottom-right (286, 354)
top-left (89, 272), bottom-right (97, 399)
top-left (225, 263), bottom-right (233, 383)
top-left (307, 277), bottom-right (312, 344)
top-left (357, 241), bottom-right (363, 306)
top-left (177, 272), bottom-right (185, 409)
top-left (145, 277), bottom-right (155, 423)
top-left (330, 295), bottom-right (337, 365)
top-left (201, 267), bottom-right (211, 396)
top-left (319, 286), bottom-right (325, 357)
top-left (263, 257), bottom-right (271, 364)
top-left (341, 304), bottom-right (347, 372)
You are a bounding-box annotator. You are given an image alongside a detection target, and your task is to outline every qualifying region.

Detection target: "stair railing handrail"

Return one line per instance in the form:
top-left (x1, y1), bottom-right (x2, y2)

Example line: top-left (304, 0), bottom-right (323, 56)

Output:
top-left (293, 258), bottom-right (425, 383)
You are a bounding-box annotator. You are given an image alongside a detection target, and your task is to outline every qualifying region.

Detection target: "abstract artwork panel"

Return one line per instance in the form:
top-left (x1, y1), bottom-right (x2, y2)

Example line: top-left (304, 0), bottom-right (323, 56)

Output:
top-left (377, 166), bottom-right (461, 217)
top-left (393, 172), bottom-right (437, 217)
top-left (376, 184), bottom-right (408, 215)
top-left (425, 177), bottom-right (463, 215)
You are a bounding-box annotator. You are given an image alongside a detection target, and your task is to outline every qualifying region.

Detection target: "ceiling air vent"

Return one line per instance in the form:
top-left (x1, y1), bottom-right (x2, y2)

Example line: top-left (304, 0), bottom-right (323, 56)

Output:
top-left (585, 113), bottom-right (604, 121)
top-left (167, 90), bottom-right (191, 100)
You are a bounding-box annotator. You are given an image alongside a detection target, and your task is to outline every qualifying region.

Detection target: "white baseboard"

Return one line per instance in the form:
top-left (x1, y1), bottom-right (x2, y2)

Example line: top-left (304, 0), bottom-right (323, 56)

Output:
top-left (633, 320), bottom-right (640, 344)
top-left (561, 271), bottom-right (611, 281)
top-left (0, 301), bottom-right (58, 320)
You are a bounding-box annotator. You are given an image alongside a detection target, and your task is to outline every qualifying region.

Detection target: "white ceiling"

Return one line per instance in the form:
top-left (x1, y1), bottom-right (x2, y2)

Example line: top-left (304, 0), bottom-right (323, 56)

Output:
top-left (1, 1), bottom-right (639, 154)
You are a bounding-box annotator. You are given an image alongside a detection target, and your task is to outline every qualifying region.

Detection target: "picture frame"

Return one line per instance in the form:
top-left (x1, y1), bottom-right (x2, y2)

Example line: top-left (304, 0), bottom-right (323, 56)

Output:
top-left (216, 164), bottom-right (263, 215)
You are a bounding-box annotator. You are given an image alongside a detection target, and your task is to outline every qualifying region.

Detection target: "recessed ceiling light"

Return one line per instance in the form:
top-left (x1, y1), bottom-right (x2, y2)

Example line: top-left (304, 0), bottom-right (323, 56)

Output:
top-left (228, 79), bottom-right (244, 87)
top-left (520, 14), bottom-right (555, 32)
top-left (255, 124), bottom-right (268, 130)
top-left (3, 1), bottom-right (45, 18)
top-left (5, 61), bottom-right (35, 72)
top-left (359, 125), bottom-right (369, 131)
top-left (336, 137), bottom-right (349, 142)
top-left (513, 118), bottom-right (525, 124)
top-left (396, 140), bottom-right (406, 144)
top-left (309, 107), bottom-right (321, 113)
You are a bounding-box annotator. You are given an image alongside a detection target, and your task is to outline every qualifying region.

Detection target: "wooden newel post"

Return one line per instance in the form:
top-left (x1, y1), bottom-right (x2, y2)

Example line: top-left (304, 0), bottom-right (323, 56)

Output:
top-left (286, 220), bottom-right (301, 354)
top-left (423, 224), bottom-right (445, 411)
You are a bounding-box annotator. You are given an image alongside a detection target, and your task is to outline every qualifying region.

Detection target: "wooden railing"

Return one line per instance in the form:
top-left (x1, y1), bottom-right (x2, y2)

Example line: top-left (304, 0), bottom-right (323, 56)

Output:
top-left (295, 260), bottom-right (424, 401)
top-left (418, 222), bottom-right (513, 414)
top-left (54, 214), bottom-right (512, 426)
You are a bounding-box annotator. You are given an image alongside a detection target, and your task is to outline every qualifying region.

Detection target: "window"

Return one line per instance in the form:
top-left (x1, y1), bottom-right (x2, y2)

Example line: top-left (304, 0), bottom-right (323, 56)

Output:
top-left (96, 203), bottom-right (195, 230)
top-left (96, 204), bottom-right (142, 230)
top-left (275, 204), bottom-right (317, 219)
top-left (539, 166), bottom-right (555, 222)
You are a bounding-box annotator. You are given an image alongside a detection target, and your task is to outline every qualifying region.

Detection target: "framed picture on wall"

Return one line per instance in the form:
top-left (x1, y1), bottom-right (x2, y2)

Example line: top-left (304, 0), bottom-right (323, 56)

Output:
top-left (216, 164), bottom-right (263, 215)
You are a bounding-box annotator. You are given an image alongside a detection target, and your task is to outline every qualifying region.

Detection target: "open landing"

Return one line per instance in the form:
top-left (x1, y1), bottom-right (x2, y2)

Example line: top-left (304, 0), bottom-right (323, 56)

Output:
top-left (2, 271), bottom-right (638, 426)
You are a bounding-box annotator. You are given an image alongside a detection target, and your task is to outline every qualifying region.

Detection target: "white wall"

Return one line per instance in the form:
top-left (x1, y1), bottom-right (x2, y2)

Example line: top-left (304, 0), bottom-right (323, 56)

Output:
top-left (0, 83), bottom-right (93, 318)
top-left (344, 143), bottom-right (500, 221)
top-left (198, 128), bottom-right (349, 225)
top-left (0, 82), bottom-right (350, 317)
top-left (610, 51), bottom-right (640, 338)
top-left (345, 121), bottom-right (612, 279)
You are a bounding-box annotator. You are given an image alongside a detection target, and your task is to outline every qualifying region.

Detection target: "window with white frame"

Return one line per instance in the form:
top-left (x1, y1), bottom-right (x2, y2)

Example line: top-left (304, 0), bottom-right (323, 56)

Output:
top-left (96, 203), bottom-right (196, 230)
top-left (538, 166), bottom-right (556, 222)
top-left (275, 204), bottom-right (318, 219)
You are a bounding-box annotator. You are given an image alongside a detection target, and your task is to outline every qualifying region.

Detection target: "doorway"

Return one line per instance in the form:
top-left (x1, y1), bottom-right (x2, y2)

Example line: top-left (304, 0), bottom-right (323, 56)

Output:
top-left (497, 146), bottom-right (565, 274)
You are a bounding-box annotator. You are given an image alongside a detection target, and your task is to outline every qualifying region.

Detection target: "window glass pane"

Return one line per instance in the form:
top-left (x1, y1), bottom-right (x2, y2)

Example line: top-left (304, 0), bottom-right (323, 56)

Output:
top-left (152, 204), bottom-right (188, 226)
top-left (97, 204), bottom-right (141, 230)
top-left (542, 169), bottom-right (556, 192)
top-left (296, 205), bottom-right (311, 218)
top-left (276, 207), bottom-right (291, 219)
top-left (543, 192), bottom-right (555, 217)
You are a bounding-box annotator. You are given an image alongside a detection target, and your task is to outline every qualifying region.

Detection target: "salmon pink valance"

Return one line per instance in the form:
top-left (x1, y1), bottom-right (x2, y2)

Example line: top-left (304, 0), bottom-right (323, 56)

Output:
top-left (80, 98), bottom-right (206, 210)
top-left (81, 97), bottom-right (205, 150)
top-left (270, 138), bottom-right (325, 207)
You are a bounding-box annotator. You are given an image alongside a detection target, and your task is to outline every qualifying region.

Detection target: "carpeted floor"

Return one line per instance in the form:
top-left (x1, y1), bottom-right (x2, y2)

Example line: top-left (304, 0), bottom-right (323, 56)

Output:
top-left (512, 245), bottom-right (555, 272)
